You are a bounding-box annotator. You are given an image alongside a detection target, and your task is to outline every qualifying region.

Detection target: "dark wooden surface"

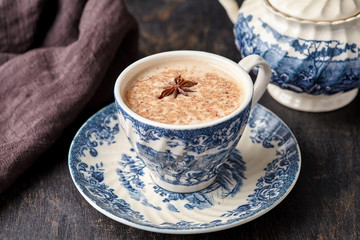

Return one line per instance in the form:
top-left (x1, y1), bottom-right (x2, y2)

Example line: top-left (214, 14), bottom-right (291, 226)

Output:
top-left (1, 0), bottom-right (359, 239)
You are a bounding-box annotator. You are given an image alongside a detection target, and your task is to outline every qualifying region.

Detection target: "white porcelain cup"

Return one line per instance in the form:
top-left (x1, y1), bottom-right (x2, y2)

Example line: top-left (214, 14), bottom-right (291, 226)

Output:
top-left (114, 50), bottom-right (271, 192)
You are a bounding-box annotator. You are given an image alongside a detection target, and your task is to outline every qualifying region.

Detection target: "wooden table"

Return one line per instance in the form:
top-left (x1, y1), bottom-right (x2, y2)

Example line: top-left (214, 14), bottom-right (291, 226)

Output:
top-left (1, 0), bottom-right (359, 239)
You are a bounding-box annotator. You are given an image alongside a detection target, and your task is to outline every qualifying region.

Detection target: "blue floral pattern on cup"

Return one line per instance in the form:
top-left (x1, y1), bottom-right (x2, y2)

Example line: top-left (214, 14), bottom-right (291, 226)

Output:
top-left (234, 13), bottom-right (360, 95)
top-left (117, 148), bottom-right (246, 212)
top-left (115, 101), bottom-right (251, 188)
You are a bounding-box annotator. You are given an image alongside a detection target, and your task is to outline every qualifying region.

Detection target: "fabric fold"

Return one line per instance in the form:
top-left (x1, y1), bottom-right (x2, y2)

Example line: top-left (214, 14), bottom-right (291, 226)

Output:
top-left (0, 0), bottom-right (139, 193)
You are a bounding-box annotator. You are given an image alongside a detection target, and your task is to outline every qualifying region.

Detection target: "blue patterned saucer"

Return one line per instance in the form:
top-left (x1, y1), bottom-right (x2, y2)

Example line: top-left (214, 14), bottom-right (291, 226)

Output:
top-left (68, 103), bottom-right (301, 234)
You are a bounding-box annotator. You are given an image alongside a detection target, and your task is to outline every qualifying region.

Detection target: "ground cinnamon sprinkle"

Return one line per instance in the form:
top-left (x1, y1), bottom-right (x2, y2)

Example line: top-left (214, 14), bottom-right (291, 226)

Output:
top-left (125, 61), bottom-right (244, 125)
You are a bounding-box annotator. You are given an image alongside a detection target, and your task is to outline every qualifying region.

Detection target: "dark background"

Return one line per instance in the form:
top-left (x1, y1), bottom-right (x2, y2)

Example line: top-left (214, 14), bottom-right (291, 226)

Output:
top-left (1, 0), bottom-right (359, 239)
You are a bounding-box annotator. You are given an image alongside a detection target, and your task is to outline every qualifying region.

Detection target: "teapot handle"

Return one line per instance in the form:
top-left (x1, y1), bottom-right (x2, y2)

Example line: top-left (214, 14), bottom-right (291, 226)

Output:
top-left (218, 0), bottom-right (240, 24)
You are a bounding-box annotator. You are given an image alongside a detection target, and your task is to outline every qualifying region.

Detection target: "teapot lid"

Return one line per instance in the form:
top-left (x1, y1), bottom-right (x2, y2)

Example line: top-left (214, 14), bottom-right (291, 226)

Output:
top-left (267, 0), bottom-right (360, 21)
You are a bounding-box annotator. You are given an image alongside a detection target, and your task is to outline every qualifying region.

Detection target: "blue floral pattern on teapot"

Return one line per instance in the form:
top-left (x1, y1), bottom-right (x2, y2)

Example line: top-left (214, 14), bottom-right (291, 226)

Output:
top-left (234, 13), bottom-right (360, 95)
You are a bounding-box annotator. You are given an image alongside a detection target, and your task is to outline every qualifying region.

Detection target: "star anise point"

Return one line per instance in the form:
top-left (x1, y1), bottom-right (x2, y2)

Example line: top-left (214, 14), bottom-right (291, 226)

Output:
top-left (158, 75), bottom-right (197, 99)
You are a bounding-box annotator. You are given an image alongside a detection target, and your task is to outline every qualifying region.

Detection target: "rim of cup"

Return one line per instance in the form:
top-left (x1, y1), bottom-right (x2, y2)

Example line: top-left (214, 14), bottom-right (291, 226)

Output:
top-left (114, 50), bottom-right (254, 130)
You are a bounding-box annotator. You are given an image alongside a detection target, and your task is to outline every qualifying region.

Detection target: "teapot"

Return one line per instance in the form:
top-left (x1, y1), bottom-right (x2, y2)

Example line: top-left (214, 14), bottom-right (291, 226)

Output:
top-left (220, 0), bottom-right (360, 112)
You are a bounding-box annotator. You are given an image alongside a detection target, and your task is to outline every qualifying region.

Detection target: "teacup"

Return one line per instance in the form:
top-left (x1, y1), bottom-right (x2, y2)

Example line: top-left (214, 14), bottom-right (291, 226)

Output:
top-left (114, 50), bottom-right (271, 192)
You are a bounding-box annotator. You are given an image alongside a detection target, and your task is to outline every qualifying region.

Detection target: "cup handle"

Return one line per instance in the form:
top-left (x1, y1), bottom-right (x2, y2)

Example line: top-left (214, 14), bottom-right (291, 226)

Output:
top-left (238, 55), bottom-right (271, 108)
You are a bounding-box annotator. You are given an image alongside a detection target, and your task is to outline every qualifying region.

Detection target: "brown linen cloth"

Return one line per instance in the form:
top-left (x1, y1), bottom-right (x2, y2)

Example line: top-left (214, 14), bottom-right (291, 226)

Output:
top-left (0, 0), bottom-right (138, 193)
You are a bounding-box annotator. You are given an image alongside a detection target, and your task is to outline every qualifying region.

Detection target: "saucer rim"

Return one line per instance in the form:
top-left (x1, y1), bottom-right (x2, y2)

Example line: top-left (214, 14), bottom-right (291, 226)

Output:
top-left (68, 103), bottom-right (301, 234)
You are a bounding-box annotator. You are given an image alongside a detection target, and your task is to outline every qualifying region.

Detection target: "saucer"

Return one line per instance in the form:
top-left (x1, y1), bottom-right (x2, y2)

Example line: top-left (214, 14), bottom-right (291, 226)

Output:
top-left (68, 103), bottom-right (301, 234)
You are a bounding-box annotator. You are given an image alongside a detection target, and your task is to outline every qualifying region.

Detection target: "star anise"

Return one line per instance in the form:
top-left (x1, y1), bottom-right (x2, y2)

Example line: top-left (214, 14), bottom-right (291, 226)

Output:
top-left (158, 75), bottom-right (198, 99)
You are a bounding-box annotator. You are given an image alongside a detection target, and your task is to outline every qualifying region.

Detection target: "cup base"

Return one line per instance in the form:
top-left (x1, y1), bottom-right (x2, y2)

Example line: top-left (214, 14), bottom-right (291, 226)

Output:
top-left (267, 84), bottom-right (358, 112)
top-left (149, 173), bottom-right (217, 193)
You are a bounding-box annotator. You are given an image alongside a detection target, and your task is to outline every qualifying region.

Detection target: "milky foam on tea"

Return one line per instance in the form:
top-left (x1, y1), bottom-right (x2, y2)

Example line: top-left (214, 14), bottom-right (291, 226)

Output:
top-left (125, 60), bottom-right (245, 125)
